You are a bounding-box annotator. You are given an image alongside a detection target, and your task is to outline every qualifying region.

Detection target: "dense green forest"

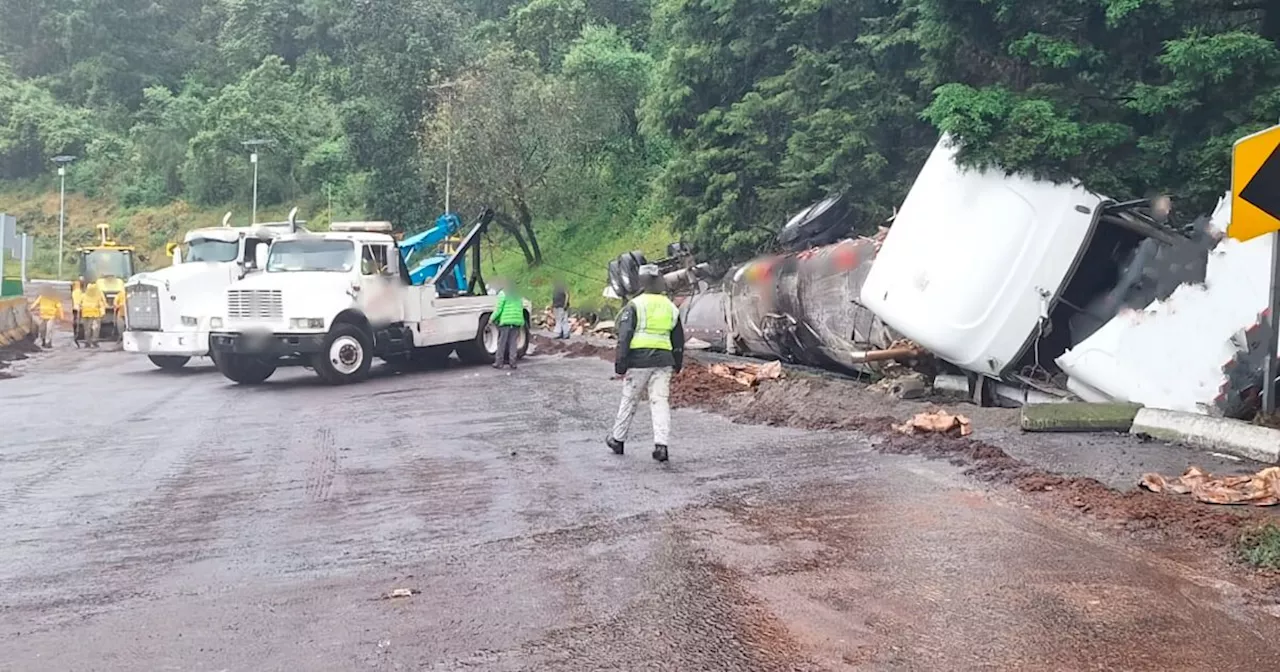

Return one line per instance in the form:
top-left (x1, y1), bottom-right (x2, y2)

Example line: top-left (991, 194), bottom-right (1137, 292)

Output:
top-left (4, 0), bottom-right (1280, 285)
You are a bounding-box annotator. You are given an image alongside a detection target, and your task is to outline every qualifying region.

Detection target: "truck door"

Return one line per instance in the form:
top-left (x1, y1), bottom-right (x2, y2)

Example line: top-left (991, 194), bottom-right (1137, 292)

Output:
top-left (360, 243), bottom-right (403, 327)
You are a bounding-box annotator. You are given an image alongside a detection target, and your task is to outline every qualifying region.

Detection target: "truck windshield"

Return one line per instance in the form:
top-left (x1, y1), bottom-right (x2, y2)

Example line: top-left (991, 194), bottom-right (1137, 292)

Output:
top-left (82, 250), bottom-right (134, 281)
top-left (267, 239), bottom-right (356, 272)
top-left (186, 238), bottom-right (239, 263)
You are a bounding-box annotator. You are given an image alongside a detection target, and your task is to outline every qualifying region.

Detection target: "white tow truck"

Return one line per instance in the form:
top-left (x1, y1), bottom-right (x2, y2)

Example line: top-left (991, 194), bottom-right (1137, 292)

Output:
top-left (208, 211), bottom-right (530, 385)
top-left (122, 212), bottom-right (299, 370)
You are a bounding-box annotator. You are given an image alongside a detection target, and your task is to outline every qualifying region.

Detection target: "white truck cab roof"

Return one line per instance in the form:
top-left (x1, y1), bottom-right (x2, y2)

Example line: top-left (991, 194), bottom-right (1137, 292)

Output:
top-left (272, 230), bottom-right (396, 246)
top-left (183, 224), bottom-right (293, 244)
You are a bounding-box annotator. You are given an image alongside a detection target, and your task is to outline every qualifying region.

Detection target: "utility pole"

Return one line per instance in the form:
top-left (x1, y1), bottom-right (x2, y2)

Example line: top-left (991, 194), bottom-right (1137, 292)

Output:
top-left (52, 155), bottom-right (76, 280)
top-left (241, 139), bottom-right (271, 225)
top-left (427, 81), bottom-right (459, 213)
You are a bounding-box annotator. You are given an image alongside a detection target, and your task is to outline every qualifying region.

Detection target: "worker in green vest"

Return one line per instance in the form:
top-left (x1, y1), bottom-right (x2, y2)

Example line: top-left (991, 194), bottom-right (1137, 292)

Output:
top-left (490, 278), bottom-right (526, 370)
top-left (608, 265), bottom-right (684, 462)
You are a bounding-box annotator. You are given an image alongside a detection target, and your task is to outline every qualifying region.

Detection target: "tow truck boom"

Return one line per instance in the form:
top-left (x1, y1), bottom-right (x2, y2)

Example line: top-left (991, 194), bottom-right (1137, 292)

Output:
top-left (400, 213), bottom-right (466, 287)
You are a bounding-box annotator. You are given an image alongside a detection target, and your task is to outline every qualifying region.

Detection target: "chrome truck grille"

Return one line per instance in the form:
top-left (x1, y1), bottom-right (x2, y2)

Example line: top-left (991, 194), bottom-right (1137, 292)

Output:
top-left (125, 285), bottom-right (161, 331)
top-left (227, 289), bottom-right (283, 320)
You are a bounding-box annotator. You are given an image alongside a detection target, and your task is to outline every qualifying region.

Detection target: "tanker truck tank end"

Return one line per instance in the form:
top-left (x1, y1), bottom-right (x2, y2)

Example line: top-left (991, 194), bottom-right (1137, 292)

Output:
top-left (624, 236), bottom-right (904, 376)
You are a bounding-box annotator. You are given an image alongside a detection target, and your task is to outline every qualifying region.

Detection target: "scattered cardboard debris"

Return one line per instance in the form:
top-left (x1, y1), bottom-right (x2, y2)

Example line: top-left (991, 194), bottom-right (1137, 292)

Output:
top-left (869, 372), bottom-right (928, 400)
top-left (685, 337), bottom-right (713, 350)
top-left (535, 309), bottom-right (607, 337)
top-left (1140, 466), bottom-right (1280, 506)
top-left (893, 410), bottom-right (973, 437)
top-left (707, 360), bottom-right (783, 387)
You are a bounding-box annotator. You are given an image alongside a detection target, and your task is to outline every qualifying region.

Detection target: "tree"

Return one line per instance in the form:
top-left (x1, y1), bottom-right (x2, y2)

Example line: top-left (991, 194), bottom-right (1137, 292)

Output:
top-left (563, 24), bottom-right (653, 140)
top-left (644, 0), bottom-right (931, 262)
top-left (422, 47), bottom-right (596, 265)
top-left (183, 56), bottom-right (345, 205)
top-left (510, 0), bottom-right (589, 70)
top-left (916, 0), bottom-right (1280, 215)
top-left (0, 65), bottom-right (96, 180)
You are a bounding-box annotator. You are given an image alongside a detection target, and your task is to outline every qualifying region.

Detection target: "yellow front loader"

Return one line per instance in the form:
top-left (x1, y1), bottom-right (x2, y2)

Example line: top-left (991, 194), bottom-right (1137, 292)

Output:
top-left (76, 223), bottom-right (136, 342)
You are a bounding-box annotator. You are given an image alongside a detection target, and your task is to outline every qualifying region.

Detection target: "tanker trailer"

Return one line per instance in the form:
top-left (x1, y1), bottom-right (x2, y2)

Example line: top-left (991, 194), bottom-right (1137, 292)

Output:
top-left (722, 237), bottom-right (901, 375)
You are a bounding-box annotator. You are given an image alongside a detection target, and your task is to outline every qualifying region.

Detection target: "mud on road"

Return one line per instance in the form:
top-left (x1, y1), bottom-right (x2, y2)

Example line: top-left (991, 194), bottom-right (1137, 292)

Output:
top-left (2, 341), bottom-right (1280, 670)
top-left (674, 359), bottom-right (1280, 570)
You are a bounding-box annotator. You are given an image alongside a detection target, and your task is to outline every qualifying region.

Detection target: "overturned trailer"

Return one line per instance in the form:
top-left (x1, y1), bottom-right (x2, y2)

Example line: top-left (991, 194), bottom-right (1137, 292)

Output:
top-left (725, 237), bottom-right (899, 372)
top-left (860, 137), bottom-right (1276, 412)
top-left (674, 236), bottom-right (905, 375)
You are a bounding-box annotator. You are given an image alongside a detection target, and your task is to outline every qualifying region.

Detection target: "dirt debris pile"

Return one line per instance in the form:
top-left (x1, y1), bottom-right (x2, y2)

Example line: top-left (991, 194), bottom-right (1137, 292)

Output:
top-left (529, 335), bottom-right (613, 360)
top-left (671, 362), bottom-right (756, 408)
top-left (1141, 466), bottom-right (1280, 507)
top-left (0, 337), bottom-right (39, 379)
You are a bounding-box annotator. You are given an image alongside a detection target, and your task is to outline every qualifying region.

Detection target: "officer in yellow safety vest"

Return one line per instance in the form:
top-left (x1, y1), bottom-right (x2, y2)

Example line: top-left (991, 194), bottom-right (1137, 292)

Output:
top-left (29, 287), bottom-right (65, 348)
top-left (71, 277), bottom-right (85, 348)
top-left (607, 265), bottom-right (685, 463)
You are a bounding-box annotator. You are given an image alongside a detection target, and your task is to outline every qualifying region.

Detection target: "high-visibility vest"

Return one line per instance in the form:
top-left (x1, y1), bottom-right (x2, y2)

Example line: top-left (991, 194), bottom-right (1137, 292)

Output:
top-left (629, 293), bottom-right (677, 351)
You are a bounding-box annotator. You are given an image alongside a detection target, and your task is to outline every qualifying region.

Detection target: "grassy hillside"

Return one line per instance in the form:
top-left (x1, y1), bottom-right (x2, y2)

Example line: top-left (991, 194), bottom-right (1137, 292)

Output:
top-left (0, 183), bottom-right (350, 280)
top-left (0, 184), bottom-right (667, 313)
top-left (484, 215), bottom-right (674, 315)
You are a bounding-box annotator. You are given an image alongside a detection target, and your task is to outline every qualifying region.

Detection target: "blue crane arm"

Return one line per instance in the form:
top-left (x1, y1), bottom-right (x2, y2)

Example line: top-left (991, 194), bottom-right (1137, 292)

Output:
top-left (399, 213), bottom-right (466, 286)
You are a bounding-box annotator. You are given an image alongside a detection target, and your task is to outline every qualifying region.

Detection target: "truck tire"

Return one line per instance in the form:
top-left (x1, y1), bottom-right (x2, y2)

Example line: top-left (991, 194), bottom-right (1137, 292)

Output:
top-left (149, 355), bottom-right (190, 371)
top-left (457, 314), bottom-right (498, 365)
top-left (216, 353), bottom-right (277, 385)
top-left (618, 252), bottom-right (644, 296)
top-left (777, 195), bottom-right (851, 251)
top-left (517, 314), bottom-right (530, 359)
top-left (607, 259), bottom-right (626, 298)
top-left (313, 323), bottom-right (374, 385)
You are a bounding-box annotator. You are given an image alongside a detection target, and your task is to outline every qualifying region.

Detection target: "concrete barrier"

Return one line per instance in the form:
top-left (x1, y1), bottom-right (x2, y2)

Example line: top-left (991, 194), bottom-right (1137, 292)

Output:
top-left (0, 296), bottom-right (35, 347)
top-left (1130, 407), bottom-right (1280, 464)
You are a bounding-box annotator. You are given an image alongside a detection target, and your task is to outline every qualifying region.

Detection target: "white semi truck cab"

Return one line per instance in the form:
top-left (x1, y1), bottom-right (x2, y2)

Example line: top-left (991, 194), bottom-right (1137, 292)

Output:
top-left (122, 215), bottom-right (298, 370)
top-left (208, 215), bottom-right (530, 385)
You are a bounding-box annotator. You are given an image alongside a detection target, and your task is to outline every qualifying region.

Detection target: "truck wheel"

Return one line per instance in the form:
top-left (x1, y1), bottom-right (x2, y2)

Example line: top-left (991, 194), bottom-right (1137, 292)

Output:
top-left (777, 195), bottom-right (852, 251)
top-left (607, 259), bottom-right (626, 298)
top-left (148, 355), bottom-right (190, 371)
top-left (618, 253), bottom-right (641, 296)
top-left (313, 323), bottom-right (373, 385)
top-left (216, 353), bottom-right (276, 385)
top-left (456, 315), bottom-right (497, 365)
top-left (516, 317), bottom-right (530, 359)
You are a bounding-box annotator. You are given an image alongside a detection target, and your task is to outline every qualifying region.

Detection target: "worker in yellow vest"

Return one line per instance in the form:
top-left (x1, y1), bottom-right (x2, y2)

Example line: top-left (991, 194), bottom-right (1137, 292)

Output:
top-left (608, 265), bottom-right (685, 462)
top-left (80, 283), bottom-right (108, 349)
top-left (29, 287), bottom-right (65, 348)
top-left (71, 277), bottom-right (85, 348)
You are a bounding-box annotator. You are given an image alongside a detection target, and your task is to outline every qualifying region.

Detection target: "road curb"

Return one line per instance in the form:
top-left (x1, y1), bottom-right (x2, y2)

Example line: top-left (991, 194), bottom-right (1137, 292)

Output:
top-left (1130, 407), bottom-right (1280, 464)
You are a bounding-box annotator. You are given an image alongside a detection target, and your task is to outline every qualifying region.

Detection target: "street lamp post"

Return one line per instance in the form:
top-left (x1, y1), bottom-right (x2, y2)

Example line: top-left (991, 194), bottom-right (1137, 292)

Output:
top-left (427, 81), bottom-right (459, 213)
top-left (52, 155), bottom-right (76, 280)
top-left (241, 139), bottom-right (271, 224)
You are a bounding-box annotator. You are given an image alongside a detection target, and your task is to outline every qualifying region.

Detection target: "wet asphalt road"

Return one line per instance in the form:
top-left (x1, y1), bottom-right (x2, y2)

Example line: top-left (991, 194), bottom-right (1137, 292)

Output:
top-left (2, 341), bottom-right (1280, 670)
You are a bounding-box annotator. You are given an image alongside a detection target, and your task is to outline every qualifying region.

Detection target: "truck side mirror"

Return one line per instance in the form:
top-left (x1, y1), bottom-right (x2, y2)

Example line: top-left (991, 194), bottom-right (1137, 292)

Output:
top-left (169, 244), bottom-right (182, 266)
top-left (255, 243), bottom-right (269, 268)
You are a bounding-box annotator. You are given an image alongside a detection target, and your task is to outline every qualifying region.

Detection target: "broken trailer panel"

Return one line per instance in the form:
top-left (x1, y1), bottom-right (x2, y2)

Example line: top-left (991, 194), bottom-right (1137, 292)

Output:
top-left (862, 136), bottom-right (1197, 396)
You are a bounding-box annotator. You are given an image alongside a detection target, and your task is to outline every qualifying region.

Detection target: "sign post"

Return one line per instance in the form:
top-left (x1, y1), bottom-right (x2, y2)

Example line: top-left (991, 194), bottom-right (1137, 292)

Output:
top-left (20, 233), bottom-right (30, 283)
top-left (1228, 124), bottom-right (1280, 414)
top-left (0, 213), bottom-right (7, 287)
